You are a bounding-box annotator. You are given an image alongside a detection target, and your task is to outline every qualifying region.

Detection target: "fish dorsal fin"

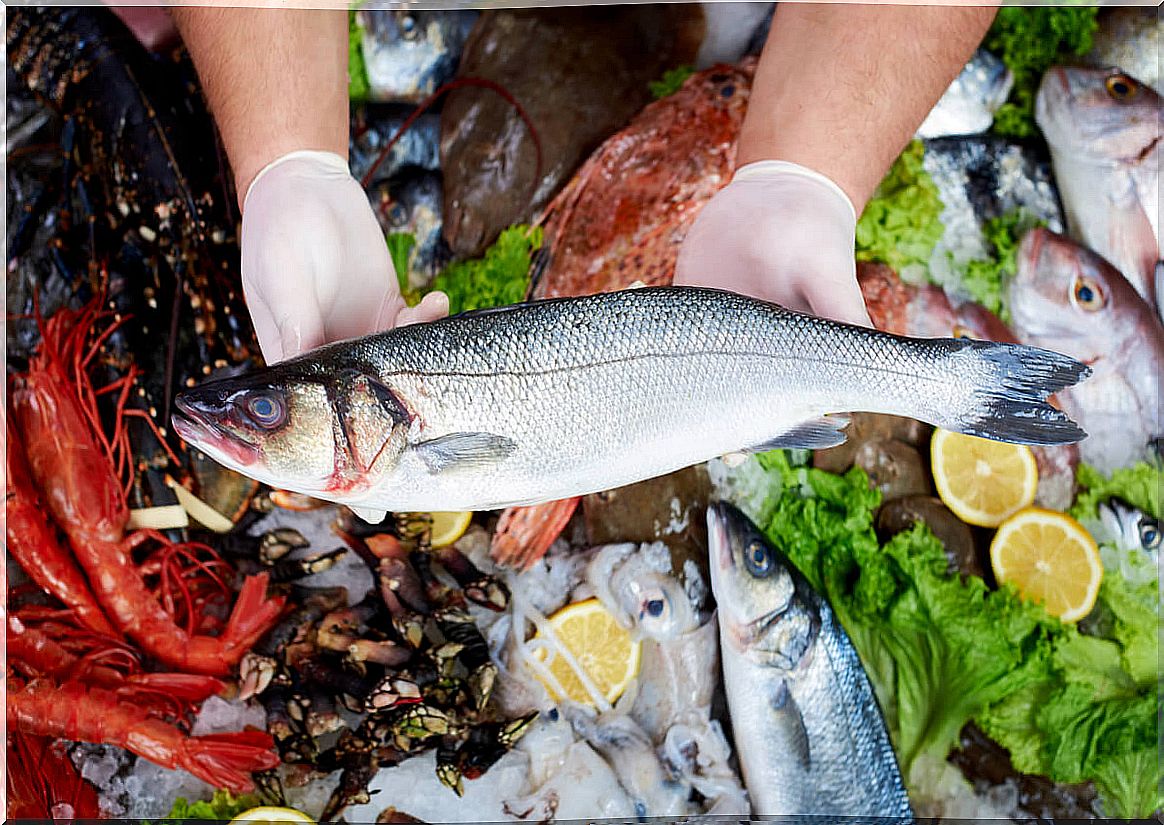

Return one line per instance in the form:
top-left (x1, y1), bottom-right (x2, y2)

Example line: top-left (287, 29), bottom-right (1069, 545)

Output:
top-left (768, 678), bottom-right (811, 769)
top-left (349, 504), bottom-right (388, 525)
top-left (748, 415), bottom-right (852, 452)
top-left (414, 431), bottom-right (518, 474)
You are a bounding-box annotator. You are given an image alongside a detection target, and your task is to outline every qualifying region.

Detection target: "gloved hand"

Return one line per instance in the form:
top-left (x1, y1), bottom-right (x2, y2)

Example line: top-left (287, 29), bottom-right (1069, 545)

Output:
top-left (674, 160), bottom-right (871, 327)
top-left (241, 150), bottom-right (448, 363)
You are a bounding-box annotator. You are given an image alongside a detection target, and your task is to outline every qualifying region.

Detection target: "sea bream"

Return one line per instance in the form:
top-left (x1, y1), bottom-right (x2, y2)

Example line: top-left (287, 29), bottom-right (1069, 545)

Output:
top-left (172, 287), bottom-right (1090, 523)
top-left (1035, 66), bottom-right (1162, 312)
top-left (1008, 228), bottom-right (1163, 473)
top-left (706, 501), bottom-right (913, 819)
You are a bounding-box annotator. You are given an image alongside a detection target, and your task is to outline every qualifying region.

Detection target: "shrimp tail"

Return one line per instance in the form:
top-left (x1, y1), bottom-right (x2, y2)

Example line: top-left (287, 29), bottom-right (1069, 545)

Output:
top-left (178, 730), bottom-right (281, 794)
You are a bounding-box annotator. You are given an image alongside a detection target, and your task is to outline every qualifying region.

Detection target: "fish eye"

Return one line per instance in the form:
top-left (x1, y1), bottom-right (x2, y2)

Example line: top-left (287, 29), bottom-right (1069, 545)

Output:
top-left (744, 539), bottom-right (772, 577)
top-left (1140, 519), bottom-right (1161, 550)
top-left (637, 588), bottom-right (672, 627)
top-left (245, 391), bottom-right (286, 429)
top-left (398, 13), bottom-right (418, 38)
top-left (1105, 74), bottom-right (1138, 101)
top-left (1071, 276), bottom-right (1105, 311)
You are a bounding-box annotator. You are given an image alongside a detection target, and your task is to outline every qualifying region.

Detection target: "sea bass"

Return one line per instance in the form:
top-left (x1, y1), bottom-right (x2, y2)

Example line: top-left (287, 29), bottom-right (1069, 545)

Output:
top-left (171, 287), bottom-right (1089, 523)
top-left (1009, 228), bottom-right (1163, 473)
top-left (1035, 66), bottom-right (1162, 311)
top-left (706, 502), bottom-right (913, 819)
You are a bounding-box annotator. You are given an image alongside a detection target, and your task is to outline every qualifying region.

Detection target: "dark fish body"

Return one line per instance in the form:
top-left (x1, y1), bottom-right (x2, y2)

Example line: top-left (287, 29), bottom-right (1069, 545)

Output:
top-left (439, 6), bottom-right (707, 257)
top-left (350, 106), bottom-right (442, 187)
top-left (172, 287), bottom-right (1089, 521)
top-left (707, 502), bottom-right (913, 819)
top-left (368, 168), bottom-right (449, 281)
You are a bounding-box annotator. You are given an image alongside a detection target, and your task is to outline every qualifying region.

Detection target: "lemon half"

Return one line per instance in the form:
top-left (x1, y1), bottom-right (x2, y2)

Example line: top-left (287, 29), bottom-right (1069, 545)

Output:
top-left (429, 511), bottom-right (474, 548)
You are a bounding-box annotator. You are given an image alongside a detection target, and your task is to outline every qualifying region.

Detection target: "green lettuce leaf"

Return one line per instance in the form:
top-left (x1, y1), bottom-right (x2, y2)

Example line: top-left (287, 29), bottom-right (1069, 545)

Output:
top-left (855, 140), bottom-right (945, 279)
top-left (348, 9), bottom-right (371, 103)
top-left (162, 789), bottom-right (260, 821)
top-left (1069, 460), bottom-right (1164, 522)
top-left (426, 225), bottom-right (543, 315)
top-left (387, 232), bottom-right (417, 293)
top-left (985, 7), bottom-right (1099, 138)
top-left (648, 65), bottom-right (695, 99)
top-left (955, 208), bottom-right (1045, 322)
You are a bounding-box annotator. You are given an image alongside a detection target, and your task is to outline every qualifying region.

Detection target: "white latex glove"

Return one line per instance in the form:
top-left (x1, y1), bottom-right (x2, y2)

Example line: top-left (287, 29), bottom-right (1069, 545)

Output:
top-left (241, 150), bottom-right (448, 363)
top-left (674, 160), bottom-right (872, 327)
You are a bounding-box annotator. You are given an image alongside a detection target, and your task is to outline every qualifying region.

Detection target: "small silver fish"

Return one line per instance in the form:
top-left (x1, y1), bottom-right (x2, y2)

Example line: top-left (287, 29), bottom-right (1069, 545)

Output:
top-left (1009, 228), bottom-right (1163, 473)
top-left (916, 49), bottom-right (1014, 140)
top-left (706, 501), bottom-right (913, 819)
top-left (1097, 498), bottom-right (1161, 560)
top-left (172, 287), bottom-right (1089, 523)
top-left (1035, 66), bottom-right (1162, 310)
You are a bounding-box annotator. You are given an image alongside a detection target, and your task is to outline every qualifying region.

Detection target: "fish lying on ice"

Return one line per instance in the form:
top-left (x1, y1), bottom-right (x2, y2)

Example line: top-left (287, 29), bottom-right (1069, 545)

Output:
top-left (1035, 66), bottom-right (1162, 312)
top-left (916, 49), bottom-right (1014, 140)
top-left (172, 287), bottom-right (1090, 523)
top-left (921, 135), bottom-right (1064, 293)
top-left (706, 501), bottom-right (913, 819)
top-left (1008, 228), bottom-right (1163, 473)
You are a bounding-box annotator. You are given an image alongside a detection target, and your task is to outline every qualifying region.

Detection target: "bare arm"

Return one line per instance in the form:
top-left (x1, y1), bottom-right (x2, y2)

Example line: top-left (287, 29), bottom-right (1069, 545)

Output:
top-left (169, 8), bottom-right (349, 207)
top-left (739, 3), bottom-right (998, 212)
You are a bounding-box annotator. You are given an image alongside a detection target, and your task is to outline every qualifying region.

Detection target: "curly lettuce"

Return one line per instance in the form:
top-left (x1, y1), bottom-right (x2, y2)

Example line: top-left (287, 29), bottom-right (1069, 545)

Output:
top-left (955, 208), bottom-right (1045, 323)
top-left (985, 7), bottom-right (1100, 138)
top-left (348, 9), bottom-right (371, 103)
top-left (425, 224), bottom-right (543, 315)
top-left (855, 140), bottom-right (945, 281)
top-left (648, 65), bottom-right (695, 100)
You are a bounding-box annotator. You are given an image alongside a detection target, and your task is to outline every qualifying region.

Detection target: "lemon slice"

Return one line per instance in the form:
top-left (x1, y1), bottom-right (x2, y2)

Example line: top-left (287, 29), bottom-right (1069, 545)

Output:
top-left (229, 807), bottom-right (314, 825)
top-left (990, 508), bottom-right (1103, 623)
top-left (931, 429), bottom-right (1038, 527)
top-left (429, 511), bottom-right (474, 548)
top-left (529, 598), bottom-right (641, 706)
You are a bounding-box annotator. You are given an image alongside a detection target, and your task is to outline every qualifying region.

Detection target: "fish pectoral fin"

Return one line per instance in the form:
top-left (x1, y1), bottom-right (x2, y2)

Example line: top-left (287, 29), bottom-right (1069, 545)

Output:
top-left (748, 415), bottom-right (852, 452)
top-left (768, 679), bottom-right (811, 770)
top-left (414, 431), bottom-right (518, 474)
top-left (349, 504), bottom-right (388, 525)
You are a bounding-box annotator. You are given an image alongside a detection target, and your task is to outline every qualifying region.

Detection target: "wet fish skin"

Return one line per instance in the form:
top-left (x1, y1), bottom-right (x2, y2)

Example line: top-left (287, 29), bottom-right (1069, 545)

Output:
top-left (349, 106), bottom-right (441, 187)
top-left (1009, 228), bottom-right (1163, 473)
top-left (1035, 66), bottom-right (1161, 309)
top-left (358, 10), bottom-right (477, 104)
top-left (916, 48), bottom-right (1013, 139)
top-left (171, 287), bottom-right (1090, 520)
top-left (706, 501), bottom-right (913, 819)
top-left (368, 168), bottom-right (449, 281)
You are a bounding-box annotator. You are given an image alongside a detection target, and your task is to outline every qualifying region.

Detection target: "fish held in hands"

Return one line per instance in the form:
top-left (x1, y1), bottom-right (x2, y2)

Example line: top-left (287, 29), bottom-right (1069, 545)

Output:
top-left (172, 287), bottom-right (1091, 522)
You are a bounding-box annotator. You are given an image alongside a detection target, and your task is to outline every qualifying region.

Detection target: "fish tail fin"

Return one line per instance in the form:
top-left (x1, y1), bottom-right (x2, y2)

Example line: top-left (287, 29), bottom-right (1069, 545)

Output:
top-left (945, 340), bottom-right (1091, 446)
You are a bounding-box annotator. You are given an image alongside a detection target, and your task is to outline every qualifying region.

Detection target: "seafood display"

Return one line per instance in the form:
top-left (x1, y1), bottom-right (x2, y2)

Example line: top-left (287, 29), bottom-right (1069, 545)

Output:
top-left (7, 4), bottom-right (1162, 822)
top-left (172, 286), bottom-right (1089, 520)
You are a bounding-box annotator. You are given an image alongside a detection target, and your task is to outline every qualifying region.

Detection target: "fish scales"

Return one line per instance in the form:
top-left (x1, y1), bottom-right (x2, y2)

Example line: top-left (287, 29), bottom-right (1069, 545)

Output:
top-left (708, 503), bottom-right (913, 819)
top-left (173, 287), bottom-right (1088, 517)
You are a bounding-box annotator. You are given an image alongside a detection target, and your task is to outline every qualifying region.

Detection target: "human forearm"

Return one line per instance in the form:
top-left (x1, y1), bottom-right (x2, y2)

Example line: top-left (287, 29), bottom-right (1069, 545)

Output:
top-left (170, 7), bottom-right (349, 207)
top-left (739, 3), bottom-right (997, 212)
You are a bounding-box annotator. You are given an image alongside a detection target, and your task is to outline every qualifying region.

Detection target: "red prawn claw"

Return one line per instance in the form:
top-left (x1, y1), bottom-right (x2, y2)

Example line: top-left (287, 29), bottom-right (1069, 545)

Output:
top-left (490, 497), bottom-right (581, 570)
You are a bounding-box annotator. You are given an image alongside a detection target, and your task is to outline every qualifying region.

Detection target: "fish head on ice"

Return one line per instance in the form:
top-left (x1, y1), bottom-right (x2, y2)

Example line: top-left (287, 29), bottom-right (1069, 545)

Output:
top-left (706, 502), bottom-right (818, 670)
top-left (172, 360), bottom-right (409, 500)
top-left (1035, 66), bottom-right (1162, 163)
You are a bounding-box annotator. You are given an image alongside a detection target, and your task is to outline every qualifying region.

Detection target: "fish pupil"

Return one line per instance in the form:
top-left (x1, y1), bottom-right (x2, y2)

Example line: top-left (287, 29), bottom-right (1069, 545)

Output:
top-left (645, 599), bottom-right (665, 618)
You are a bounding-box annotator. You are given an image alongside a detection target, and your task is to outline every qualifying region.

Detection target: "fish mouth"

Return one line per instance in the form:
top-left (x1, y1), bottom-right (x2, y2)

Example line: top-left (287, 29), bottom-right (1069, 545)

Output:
top-left (706, 501), bottom-right (736, 575)
top-left (171, 395), bottom-right (260, 468)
